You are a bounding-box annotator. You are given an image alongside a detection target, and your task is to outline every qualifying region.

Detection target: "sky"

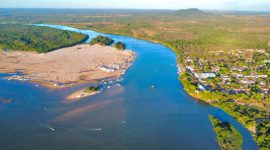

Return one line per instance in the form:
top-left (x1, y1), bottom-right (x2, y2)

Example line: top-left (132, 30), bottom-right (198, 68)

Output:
top-left (0, 0), bottom-right (270, 11)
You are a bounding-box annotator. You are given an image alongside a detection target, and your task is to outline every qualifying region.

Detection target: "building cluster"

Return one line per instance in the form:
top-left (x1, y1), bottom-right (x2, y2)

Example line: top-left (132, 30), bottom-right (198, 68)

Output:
top-left (98, 66), bottom-right (116, 72)
top-left (7, 75), bottom-right (31, 81)
top-left (183, 53), bottom-right (270, 96)
top-left (6, 74), bottom-right (68, 87)
top-left (98, 60), bottom-right (133, 73)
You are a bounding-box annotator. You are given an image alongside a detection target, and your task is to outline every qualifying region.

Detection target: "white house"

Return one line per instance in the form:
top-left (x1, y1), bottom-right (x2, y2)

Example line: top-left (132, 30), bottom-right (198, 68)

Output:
top-left (98, 66), bottom-right (116, 72)
top-left (194, 73), bottom-right (216, 79)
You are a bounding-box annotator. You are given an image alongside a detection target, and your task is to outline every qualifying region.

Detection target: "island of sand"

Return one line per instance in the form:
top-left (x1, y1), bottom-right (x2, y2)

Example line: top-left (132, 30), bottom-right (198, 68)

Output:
top-left (0, 44), bottom-right (135, 89)
top-left (66, 87), bottom-right (100, 100)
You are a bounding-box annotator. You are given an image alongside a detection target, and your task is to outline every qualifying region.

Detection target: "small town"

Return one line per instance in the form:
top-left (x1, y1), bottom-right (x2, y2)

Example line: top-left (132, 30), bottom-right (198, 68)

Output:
top-left (181, 48), bottom-right (269, 101)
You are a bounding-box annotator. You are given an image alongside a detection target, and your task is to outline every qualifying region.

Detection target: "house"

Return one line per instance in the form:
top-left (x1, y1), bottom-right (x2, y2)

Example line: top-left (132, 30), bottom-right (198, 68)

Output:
top-left (177, 65), bottom-right (185, 74)
top-left (241, 79), bottom-right (255, 85)
top-left (211, 66), bottom-right (220, 73)
top-left (197, 83), bottom-right (212, 91)
top-left (54, 82), bottom-right (66, 87)
top-left (194, 73), bottom-right (216, 79)
top-left (186, 66), bottom-right (195, 72)
top-left (108, 63), bottom-right (121, 69)
top-left (198, 84), bottom-right (206, 91)
top-left (98, 66), bottom-right (116, 72)
top-left (236, 74), bottom-right (243, 78)
top-left (185, 57), bottom-right (194, 63)
top-left (262, 88), bottom-right (270, 94)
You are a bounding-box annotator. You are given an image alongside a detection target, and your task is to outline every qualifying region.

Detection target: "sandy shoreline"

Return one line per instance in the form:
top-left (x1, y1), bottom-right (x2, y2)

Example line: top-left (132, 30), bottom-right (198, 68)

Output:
top-left (0, 44), bottom-right (135, 89)
top-left (66, 88), bottom-right (99, 101)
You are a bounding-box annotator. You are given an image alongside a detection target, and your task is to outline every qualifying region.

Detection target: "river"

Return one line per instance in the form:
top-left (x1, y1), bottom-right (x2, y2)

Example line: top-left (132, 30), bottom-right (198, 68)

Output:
top-left (0, 24), bottom-right (258, 150)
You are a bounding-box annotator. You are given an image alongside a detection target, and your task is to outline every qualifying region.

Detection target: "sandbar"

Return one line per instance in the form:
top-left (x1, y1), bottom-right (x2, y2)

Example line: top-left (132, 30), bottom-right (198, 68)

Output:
top-left (0, 44), bottom-right (135, 89)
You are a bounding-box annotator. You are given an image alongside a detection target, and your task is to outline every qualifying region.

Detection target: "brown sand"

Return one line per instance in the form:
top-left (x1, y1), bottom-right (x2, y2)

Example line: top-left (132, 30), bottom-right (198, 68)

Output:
top-left (66, 88), bottom-right (99, 101)
top-left (0, 44), bottom-right (135, 89)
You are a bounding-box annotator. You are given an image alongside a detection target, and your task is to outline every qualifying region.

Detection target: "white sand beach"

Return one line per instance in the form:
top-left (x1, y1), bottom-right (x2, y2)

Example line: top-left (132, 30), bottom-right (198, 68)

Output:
top-left (0, 44), bottom-right (135, 89)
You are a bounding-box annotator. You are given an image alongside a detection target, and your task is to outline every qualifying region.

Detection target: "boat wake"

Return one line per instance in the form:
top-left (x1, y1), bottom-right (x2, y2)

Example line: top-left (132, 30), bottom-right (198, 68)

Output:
top-left (46, 125), bottom-right (102, 132)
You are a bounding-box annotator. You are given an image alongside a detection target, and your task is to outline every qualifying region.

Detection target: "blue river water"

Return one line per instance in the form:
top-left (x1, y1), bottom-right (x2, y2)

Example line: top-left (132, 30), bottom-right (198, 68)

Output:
top-left (0, 24), bottom-right (258, 150)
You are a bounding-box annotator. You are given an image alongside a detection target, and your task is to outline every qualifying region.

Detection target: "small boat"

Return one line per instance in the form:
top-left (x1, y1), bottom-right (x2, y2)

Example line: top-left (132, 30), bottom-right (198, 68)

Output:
top-left (48, 126), bottom-right (56, 131)
top-left (87, 128), bottom-right (102, 131)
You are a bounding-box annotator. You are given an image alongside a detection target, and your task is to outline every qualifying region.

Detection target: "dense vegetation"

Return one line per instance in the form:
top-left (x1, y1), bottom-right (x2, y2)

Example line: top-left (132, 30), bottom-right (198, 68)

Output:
top-left (114, 42), bottom-right (126, 50)
top-left (90, 35), bottom-right (114, 46)
top-left (214, 100), bottom-right (270, 150)
top-left (209, 115), bottom-right (243, 150)
top-left (0, 24), bottom-right (88, 53)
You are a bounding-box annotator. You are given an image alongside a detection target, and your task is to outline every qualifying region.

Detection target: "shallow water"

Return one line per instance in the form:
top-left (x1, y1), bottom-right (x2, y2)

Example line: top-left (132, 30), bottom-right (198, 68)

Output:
top-left (0, 24), bottom-right (258, 150)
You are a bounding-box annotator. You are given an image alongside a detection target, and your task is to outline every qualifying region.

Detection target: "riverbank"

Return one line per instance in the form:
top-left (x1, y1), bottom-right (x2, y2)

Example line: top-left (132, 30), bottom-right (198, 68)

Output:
top-left (61, 24), bottom-right (185, 70)
top-left (180, 71), bottom-right (270, 149)
top-left (0, 44), bottom-right (135, 89)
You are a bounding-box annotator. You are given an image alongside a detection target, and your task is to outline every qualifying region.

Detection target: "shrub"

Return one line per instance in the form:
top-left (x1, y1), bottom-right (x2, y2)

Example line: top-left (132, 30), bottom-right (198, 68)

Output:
top-left (114, 42), bottom-right (126, 50)
top-left (90, 35), bottom-right (114, 46)
top-left (84, 86), bottom-right (99, 93)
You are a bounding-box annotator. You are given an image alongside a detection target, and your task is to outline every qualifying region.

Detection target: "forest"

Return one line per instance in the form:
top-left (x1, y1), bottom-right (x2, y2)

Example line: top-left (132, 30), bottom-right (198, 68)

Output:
top-left (0, 24), bottom-right (88, 53)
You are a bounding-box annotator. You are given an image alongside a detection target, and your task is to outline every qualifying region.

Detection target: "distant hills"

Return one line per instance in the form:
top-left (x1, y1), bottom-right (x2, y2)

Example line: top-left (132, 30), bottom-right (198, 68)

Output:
top-left (175, 8), bottom-right (208, 16)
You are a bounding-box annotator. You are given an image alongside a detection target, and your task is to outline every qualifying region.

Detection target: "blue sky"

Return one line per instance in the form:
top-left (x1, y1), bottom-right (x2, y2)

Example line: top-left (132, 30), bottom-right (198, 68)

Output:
top-left (0, 0), bottom-right (270, 11)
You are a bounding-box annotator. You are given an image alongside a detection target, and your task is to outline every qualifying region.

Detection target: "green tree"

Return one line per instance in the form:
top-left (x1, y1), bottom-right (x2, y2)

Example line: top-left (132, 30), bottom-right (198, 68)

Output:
top-left (114, 42), bottom-right (126, 50)
top-left (90, 35), bottom-right (114, 46)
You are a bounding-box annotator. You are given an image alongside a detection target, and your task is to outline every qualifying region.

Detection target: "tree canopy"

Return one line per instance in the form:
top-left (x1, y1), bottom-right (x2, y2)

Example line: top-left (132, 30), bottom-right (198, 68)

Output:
top-left (0, 24), bottom-right (88, 53)
top-left (90, 35), bottom-right (114, 46)
top-left (114, 42), bottom-right (126, 50)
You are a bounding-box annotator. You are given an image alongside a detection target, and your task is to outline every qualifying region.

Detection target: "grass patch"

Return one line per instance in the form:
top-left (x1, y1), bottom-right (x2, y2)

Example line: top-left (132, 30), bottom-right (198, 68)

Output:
top-left (84, 86), bottom-right (99, 93)
top-left (209, 115), bottom-right (243, 150)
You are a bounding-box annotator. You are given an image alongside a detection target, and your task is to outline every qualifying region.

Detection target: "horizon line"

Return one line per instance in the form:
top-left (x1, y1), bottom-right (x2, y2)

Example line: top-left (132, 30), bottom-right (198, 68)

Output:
top-left (1, 8), bottom-right (270, 12)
